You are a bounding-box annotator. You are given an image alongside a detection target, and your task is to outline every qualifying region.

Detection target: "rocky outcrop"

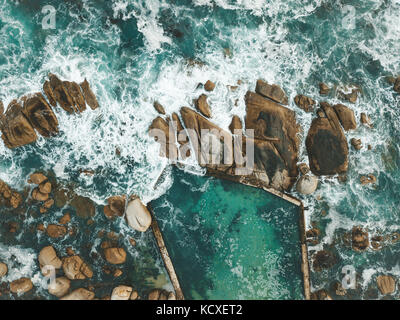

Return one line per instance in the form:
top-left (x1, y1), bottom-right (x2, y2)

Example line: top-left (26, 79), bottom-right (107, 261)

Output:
top-left (48, 277), bottom-right (71, 297)
top-left (60, 288), bottom-right (95, 300)
top-left (125, 196), bottom-right (152, 232)
top-left (294, 95), bottom-right (315, 112)
top-left (1, 74), bottom-right (99, 149)
top-left (10, 278), bottom-right (33, 294)
top-left (195, 94), bottom-right (211, 118)
top-left (352, 226), bottom-right (369, 251)
top-left (111, 285), bottom-right (133, 300)
top-left (255, 80), bottom-right (288, 105)
top-left (62, 255), bottom-right (93, 280)
top-left (296, 175), bottom-right (318, 195)
top-left (376, 275), bottom-right (396, 295)
top-left (333, 104), bottom-right (356, 131)
top-left (0, 262), bottom-right (7, 278)
top-left (306, 102), bottom-right (349, 175)
top-left (104, 247), bottom-right (127, 264)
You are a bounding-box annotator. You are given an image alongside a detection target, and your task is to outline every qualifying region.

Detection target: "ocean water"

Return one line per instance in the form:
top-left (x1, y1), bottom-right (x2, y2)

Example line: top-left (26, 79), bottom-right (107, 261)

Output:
top-left (0, 0), bottom-right (399, 299)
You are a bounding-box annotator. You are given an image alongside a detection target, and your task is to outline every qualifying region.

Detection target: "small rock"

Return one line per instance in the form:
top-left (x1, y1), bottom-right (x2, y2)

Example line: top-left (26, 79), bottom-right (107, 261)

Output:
top-left (298, 163), bottom-right (310, 175)
top-left (80, 79), bottom-right (99, 110)
top-left (48, 277), bottom-right (70, 297)
top-left (352, 226), bottom-right (369, 251)
top-left (43, 198), bottom-right (54, 209)
top-left (294, 95), bottom-right (315, 112)
top-left (129, 238), bottom-right (137, 246)
top-left (350, 138), bottom-right (362, 150)
top-left (148, 289), bottom-right (162, 300)
top-left (104, 247), bottom-right (127, 265)
top-left (0, 262), bottom-right (8, 278)
top-left (360, 174), bottom-right (377, 185)
top-left (296, 175), bottom-right (318, 195)
top-left (319, 82), bottom-right (330, 95)
top-left (59, 212), bottom-right (71, 225)
top-left (228, 115), bottom-right (242, 134)
top-left (376, 275), bottom-right (396, 295)
top-left (32, 188), bottom-right (49, 201)
top-left (360, 113), bottom-right (372, 128)
top-left (125, 196), bottom-right (152, 232)
top-left (393, 77), bottom-right (400, 93)
top-left (111, 285), bottom-right (133, 300)
top-left (339, 89), bottom-right (359, 103)
top-left (39, 181), bottom-right (52, 194)
top-left (62, 255), bottom-right (93, 280)
top-left (204, 80), bottom-right (215, 92)
top-left (153, 101), bottom-right (166, 115)
top-left (168, 292), bottom-right (176, 300)
top-left (46, 224), bottom-right (67, 238)
top-left (66, 247), bottom-right (75, 256)
top-left (28, 173), bottom-right (47, 185)
top-left (113, 269), bottom-right (123, 277)
top-left (333, 281), bottom-right (347, 296)
top-left (38, 246), bottom-right (62, 273)
top-left (10, 278), bottom-right (33, 294)
top-left (311, 289), bottom-right (332, 300)
top-left (195, 94), bottom-right (211, 118)
top-left (107, 195), bottom-right (126, 217)
top-left (60, 288), bottom-right (95, 300)
top-left (130, 290), bottom-right (139, 300)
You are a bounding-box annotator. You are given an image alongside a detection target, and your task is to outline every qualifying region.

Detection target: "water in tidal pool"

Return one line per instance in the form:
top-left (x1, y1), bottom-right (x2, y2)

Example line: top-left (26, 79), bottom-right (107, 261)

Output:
top-left (0, 0), bottom-right (400, 299)
top-left (152, 168), bottom-right (303, 300)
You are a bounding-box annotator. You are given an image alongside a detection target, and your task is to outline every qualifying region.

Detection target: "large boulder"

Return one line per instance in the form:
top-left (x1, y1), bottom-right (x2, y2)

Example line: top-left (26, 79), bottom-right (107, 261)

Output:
top-left (60, 288), bottom-right (95, 300)
top-left (62, 255), bottom-right (93, 280)
top-left (104, 247), bottom-right (127, 264)
top-left (255, 80), bottom-right (288, 105)
top-left (126, 197), bottom-right (152, 232)
top-left (48, 277), bottom-right (71, 297)
top-left (306, 102), bottom-right (349, 176)
top-left (376, 275), bottom-right (396, 295)
top-left (0, 262), bottom-right (7, 278)
top-left (296, 175), bottom-right (318, 195)
top-left (10, 278), bottom-right (33, 294)
top-left (333, 104), bottom-right (356, 131)
top-left (22, 93), bottom-right (59, 137)
top-left (80, 79), bottom-right (99, 110)
top-left (38, 246), bottom-right (62, 272)
top-left (0, 100), bottom-right (37, 148)
top-left (245, 91), bottom-right (300, 190)
top-left (111, 285), bottom-right (133, 300)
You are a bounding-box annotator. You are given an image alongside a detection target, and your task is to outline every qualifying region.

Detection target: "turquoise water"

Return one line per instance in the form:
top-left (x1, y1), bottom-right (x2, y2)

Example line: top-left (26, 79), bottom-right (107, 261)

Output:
top-left (152, 168), bottom-right (303, 299)
top-left (0, 0), bottom-right (399, 299)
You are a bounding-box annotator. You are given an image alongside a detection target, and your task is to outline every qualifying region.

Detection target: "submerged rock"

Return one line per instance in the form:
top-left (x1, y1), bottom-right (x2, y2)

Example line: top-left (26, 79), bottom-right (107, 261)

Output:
top-left (10, 278), bottom-right (33, 294)
top-left (70, 195), bottom-right (95, 219)
top-left (312, 250), bottom-right (337, 272)
top-left (339, 88), bottom-right (359, 103)
top-left (126, 196), bottom-right (152, 232)
top-left (60, 288), bottom-right (95, 300)
top-left (296, 175), bottom-right (318, 195)
top-left (393, 77), bottom-right (400, 93)
top-left (255, 79), bottom-right (288, 105)
top-left (360, 174), bottom-right (377, 185)
top-left (48, 277), bottom-right (71, 298)
top-left (111, 285), bottom-right (133, 300)
top-left (306, 102), bottom-right (349, 175)
top-left (62, 255), bottom-right (93, 280)
top-left (376, 275), bottom-right (396, 295)
top-left (46, 224), bottom-right (67, 238)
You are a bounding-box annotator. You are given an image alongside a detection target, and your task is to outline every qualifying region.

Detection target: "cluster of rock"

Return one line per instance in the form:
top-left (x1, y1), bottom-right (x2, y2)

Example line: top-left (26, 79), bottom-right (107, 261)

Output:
top-left (28, 172), bottom-right (54, 213)
top-left (149, 79), bottom-right (301, 191)
top-left (0, 74), bottom-right (98, 149)
top-left (0, 179), bottom-right (22, 209)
